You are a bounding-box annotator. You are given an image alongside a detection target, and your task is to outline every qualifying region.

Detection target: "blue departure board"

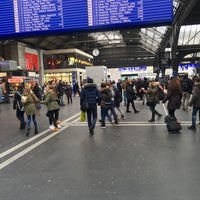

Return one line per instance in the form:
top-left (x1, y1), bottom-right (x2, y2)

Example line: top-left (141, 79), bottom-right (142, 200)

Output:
top-left (0, 0), bottom-right (173, 39)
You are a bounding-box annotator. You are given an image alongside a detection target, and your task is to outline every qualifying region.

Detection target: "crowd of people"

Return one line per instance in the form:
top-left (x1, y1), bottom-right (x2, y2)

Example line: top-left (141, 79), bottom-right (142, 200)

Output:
top-left (80, 74), bottom-right (200, 136)
top-left (12, 73), bottom-right (200, 137)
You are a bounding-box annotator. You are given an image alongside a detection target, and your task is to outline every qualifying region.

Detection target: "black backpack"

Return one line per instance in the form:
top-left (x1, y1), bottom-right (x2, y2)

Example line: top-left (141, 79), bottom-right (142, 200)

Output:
top-left (101, 90), bottom-right (112, 108)
top-left (181, 79), bottom-right (188, 92)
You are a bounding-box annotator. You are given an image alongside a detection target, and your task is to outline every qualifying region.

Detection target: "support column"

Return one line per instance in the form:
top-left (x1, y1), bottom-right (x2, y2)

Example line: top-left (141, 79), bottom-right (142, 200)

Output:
top-left (171, 23), bottom-right (180, 77)
top-left (38, 50), bottom-right (44, 85)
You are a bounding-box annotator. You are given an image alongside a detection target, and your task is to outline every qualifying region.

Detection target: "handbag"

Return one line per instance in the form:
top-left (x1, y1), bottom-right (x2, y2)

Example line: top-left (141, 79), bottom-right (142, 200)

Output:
top-left (81, 100), bottom-right (89, 112)
top-left (146, 99), bottom-right (154, 106)
top-left (81, 90), bottom-right (89, 112)
top-left (80, 111), bottom-right (86, 122)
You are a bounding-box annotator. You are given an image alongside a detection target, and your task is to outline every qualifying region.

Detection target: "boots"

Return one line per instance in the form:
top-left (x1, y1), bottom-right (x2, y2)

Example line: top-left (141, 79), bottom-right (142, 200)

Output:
top-left (148, 111), bottom-right (155, 122)
top-left (34, 128), bottom-right (38, 135)
top-left (26, 128), bottom-right (30, 136)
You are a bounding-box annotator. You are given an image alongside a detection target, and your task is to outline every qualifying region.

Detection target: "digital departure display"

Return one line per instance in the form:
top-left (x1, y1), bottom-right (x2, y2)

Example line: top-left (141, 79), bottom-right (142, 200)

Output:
top-left (0, 0), bottom-right (173, 39)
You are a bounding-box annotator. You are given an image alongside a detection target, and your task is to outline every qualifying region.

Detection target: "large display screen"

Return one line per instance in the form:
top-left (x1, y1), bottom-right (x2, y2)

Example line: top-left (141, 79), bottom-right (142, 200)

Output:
top-left (0, 0), bottom-right (173, 39)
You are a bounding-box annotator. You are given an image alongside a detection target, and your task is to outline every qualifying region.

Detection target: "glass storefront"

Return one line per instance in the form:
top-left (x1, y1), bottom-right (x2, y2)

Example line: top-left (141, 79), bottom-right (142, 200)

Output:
top-left (44, 72), bottom-right (73, 83)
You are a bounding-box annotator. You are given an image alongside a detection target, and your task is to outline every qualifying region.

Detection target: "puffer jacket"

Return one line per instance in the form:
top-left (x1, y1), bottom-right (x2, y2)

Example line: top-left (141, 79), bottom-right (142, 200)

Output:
top-left (189, 82), bottom-right (200, 108)
top-left (80, 83), bottom-right (101, 106)
top-left (41, 89), bottom-right (60, 111)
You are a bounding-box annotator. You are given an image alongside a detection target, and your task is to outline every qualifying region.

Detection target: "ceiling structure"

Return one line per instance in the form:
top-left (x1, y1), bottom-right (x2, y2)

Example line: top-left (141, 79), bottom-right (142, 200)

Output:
top-left (1, 0), bottom-right (200, 68)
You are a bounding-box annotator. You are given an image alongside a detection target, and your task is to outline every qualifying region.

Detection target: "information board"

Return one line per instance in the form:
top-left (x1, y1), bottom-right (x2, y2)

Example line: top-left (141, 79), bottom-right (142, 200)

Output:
top-left (0, 0), bottom-right (173, 39)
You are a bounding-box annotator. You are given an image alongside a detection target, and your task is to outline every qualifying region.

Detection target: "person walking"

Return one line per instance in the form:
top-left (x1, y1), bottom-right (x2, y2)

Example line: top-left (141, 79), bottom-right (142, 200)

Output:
top-left (180, 73), bottom-right (193, 111)
top-left (41, 84), bottom-right (61, 132)
top-left (80, 78), bottom-right (101, 136)
top-left (13, 84), bottom-right (26, 129)
top-left (65, 82), bottom-right (73, 104)
top-left (99, 82), bottom-right (113, 128)
top-left (162, 78), bottom-right (182, 120)
top-left (110, 83), bottom-right (125, 120)
top-left (188, 77), bottom-right (200, 130)
top-left (22, 87), bottom-right (40, 136)
top-left (126, 80), bottom-right (139, 113)
top-left (146, 79), bottom-right (162, 122)
top-left (122, 77), bottom-right (128, 106)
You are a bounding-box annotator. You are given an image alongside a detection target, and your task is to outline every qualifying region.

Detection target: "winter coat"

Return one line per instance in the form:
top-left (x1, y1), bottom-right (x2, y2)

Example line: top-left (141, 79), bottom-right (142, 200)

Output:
top-left (100, 87), bottom-right (112, 108)
top-left (147, 82), bottom-right (160, 103)
top-left (13, 90), bottom-right (24, 111)
top-left (180, 77), bottom-right (193, 94)
top-left (163, 88), bottom-right (182, 110)
top-left (23, 92), bottom-right (39, 115)
top-left (112, 87), bottom-right (121, 107)
top-left (80, 83), bottom-right (101, 106)
top-left (41, 89), bottom-right (60, 111)
top-left (189, 83), bottom-right (200, 108)
top-left (126, 84), bottom-right (136, 101)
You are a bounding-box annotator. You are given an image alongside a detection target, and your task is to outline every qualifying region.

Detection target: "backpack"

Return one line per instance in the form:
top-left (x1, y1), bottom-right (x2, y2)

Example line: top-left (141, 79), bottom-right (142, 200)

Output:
top-left (181, 79), bottom-right (188, 92)
top-left (101, 90), bottom-right (112, 108)
top-left (117, 91), bottom-right (123, 103)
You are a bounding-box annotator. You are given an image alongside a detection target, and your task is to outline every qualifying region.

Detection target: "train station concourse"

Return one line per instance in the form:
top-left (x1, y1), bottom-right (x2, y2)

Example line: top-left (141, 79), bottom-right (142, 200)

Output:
top-left (0, 0), bottom-right (200, 199)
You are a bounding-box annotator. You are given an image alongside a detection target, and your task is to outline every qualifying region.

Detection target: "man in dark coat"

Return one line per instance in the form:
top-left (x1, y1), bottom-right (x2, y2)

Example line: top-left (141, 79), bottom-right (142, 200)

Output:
top-left (80, 78), bottom-right (101, 136)
top-left (13, 84), bottom-right (26, 129)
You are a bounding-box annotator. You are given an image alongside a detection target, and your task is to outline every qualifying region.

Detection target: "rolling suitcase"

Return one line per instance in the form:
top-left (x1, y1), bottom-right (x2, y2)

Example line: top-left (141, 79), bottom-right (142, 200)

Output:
top-left (164, 115), bottom-right (182, 133)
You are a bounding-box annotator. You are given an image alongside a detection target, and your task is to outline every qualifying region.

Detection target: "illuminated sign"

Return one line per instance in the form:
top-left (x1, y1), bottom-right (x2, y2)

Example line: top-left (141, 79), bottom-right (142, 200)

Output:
top-left (0, 0), bottom-right (173, 39)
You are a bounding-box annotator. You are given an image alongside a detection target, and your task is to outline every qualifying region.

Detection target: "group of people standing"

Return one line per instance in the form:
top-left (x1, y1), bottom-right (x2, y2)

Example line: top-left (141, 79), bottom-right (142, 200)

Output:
top-left (13, 81), bottom-right (61, 136)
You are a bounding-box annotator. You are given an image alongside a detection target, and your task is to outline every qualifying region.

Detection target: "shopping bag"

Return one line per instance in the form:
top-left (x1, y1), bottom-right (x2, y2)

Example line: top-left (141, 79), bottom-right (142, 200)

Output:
top-left (80, 111), bottom-right (86, 122)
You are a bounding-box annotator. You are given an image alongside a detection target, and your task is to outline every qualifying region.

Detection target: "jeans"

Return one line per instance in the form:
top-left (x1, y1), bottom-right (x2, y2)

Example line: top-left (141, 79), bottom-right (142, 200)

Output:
top-left (27, 114), bottom-right (37, 129)
top-left (182, 92), bottom-right (190, 110)
top-left (86, 104), bottom-right (97, 130)
top-left (191, 106), bottom-right (200, 127)
top-left (101, 107), bottom-right (112, 126)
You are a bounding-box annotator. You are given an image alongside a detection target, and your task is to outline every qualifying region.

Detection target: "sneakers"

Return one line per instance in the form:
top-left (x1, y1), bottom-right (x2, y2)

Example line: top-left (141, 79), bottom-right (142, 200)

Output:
top-left (57, 124), bottom-right (62, 129)
top-left (134, 110), bottom-right (139, 113)
top-left (148, 119), bottom-right (155, 122)
top-left (100, 125), bottom-right (106, 128)
top-left (49, 125), bottom-right (55, 130)
top-left (187, 126), bottom-right (196, 130)
top-left (121, 115), bottom-right (126, 120)
top-left (126, 110), bottom-right (131, 113)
